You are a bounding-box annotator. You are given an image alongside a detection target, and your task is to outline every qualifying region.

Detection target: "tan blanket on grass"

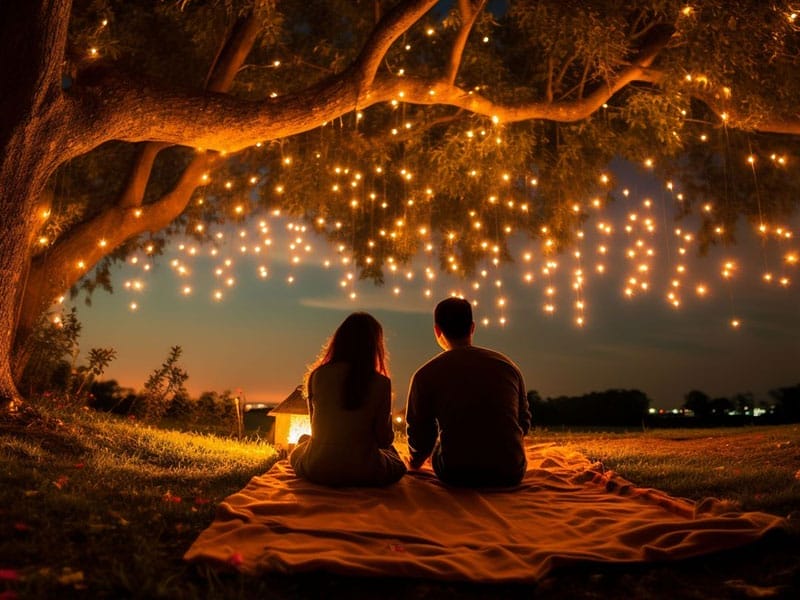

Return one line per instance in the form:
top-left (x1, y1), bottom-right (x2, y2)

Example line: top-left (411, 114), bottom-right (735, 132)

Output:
top-left (184, 443), bottom-right (785, 583)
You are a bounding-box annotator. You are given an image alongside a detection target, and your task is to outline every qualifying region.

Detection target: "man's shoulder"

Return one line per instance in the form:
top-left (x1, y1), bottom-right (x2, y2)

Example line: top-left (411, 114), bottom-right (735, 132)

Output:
top-left (471, 345), bottom-right (520, 365)
top-left (414, 346), bottom-right (519, 371)
top-left (412, 352), bottom-right (447, 377)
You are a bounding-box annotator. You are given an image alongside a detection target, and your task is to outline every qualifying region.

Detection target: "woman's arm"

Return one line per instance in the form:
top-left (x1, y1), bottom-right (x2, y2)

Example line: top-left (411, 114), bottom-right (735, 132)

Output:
top-left (373, 377), bottom-right (395, 449)
top-left (306, 371), bottom-right (315, 423)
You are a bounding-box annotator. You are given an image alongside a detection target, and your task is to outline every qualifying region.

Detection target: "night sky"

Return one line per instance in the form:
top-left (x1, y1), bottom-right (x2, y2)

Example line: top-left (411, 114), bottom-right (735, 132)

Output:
top-left (76, 165), bottom-right (800, 411)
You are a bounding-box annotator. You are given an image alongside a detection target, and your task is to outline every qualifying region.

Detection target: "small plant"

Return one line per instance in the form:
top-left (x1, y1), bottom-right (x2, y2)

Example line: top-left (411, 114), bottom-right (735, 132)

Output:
top-left (18, 307), bottom-right (81, 399)
top-left (139, 346), bottom-right (190, 422)
top-left (17, 308), bottom-right (118, 408)
top-left (73, 347), bottom-right (117, 402)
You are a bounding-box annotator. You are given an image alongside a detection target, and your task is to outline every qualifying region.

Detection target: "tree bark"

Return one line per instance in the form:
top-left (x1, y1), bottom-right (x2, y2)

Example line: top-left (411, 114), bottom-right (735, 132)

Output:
top-left (12, 14), bottom-right (260, 381)
top-left (0, 0), bottom-right (71, 408)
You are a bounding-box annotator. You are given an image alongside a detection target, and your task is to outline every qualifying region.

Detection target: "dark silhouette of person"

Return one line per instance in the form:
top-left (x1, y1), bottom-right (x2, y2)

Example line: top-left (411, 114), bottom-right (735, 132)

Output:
top-left (290, 312), bottom-right (406, 486)
top-left (405, 298), bottom-right (531, 487)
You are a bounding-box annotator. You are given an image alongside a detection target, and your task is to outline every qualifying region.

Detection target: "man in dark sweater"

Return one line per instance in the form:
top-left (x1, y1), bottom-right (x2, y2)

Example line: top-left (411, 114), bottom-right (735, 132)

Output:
top-left (405, 297), bottom-right (531, 487)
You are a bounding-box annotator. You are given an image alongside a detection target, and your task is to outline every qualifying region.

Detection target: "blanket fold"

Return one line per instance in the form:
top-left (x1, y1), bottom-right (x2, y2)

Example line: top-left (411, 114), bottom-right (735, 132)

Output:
top-left (184, 443), bottom-right (784, 582)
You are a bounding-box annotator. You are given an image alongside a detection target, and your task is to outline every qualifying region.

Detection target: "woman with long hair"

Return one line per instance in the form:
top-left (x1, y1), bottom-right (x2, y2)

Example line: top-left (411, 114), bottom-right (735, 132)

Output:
top-left (289, 312), bottom-right (406, 486)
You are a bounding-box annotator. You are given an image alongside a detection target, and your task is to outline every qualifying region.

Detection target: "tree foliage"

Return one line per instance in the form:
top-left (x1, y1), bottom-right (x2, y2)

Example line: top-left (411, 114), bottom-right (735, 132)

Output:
top-left (45, 0), bottom-right (799, 289)
top-left (2, 0), bottom-right (800, 405)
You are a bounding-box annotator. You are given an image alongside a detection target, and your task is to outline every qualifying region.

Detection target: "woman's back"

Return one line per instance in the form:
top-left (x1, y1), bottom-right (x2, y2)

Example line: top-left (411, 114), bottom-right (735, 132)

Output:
top-left (309, 362), bottom-right (389, 447)
top-left (290, 362), bottom-right (405, 486)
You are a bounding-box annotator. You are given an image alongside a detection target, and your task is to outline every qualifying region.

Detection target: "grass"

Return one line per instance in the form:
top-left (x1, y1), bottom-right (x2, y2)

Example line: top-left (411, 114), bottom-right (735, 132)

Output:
top-left (0, 405), bottom-right (798, 599)
top-left (535, 427), bottom-right (800, 517)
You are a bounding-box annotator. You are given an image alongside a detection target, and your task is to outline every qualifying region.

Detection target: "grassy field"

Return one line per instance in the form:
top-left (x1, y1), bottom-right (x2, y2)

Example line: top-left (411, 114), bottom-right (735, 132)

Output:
top-left (1, 404), bottom-right (799, 599)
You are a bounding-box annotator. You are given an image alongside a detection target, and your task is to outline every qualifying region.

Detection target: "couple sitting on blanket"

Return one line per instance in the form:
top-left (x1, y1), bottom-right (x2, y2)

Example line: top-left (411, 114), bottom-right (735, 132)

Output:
top-left (290, 297), bottom-right (532, 489)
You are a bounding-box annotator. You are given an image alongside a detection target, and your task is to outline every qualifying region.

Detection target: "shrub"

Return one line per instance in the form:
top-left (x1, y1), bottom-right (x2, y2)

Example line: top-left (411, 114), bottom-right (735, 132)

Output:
top-left (138, 346), bottom-right (189, 422)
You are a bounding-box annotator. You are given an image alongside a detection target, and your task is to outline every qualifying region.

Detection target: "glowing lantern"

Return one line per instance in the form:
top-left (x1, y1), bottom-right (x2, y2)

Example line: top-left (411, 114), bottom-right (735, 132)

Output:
top-left (270, 386), bottom-right (311, 450)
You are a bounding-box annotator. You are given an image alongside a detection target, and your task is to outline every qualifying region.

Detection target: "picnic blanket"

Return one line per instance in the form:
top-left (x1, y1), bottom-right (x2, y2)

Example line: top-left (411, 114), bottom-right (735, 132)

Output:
top-left (184, 443), bottom-right (785, 583)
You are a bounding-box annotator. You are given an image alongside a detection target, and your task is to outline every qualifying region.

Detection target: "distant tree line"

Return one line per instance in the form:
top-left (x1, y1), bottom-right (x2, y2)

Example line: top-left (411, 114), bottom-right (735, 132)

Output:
top-left (680, 385), bottom-right (800, 425)
top-left (527, 383), bottom-right (800, 428)
top-left (528, 389), bottom-right (650, 428)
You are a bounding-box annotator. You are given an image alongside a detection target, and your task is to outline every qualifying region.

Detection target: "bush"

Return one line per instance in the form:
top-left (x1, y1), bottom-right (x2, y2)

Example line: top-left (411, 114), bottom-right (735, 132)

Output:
top-left (138, 346), bottom-right (189, 422)
top-left (165, 391), bottom-right (197, 421)
top-left (88, 379), bottom-right (138, 414)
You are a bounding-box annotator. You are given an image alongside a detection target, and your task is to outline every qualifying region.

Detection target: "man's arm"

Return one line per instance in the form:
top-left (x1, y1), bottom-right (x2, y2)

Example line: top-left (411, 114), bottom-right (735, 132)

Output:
top-left (518, 371), bottom-right (532, 435)
top-left (405, 375), bottom-right (437, 469)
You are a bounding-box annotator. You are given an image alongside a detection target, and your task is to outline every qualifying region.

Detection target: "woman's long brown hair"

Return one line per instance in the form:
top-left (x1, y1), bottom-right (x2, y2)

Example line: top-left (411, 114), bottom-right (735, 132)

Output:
top-left (305, 312), bottom-right (389, 410)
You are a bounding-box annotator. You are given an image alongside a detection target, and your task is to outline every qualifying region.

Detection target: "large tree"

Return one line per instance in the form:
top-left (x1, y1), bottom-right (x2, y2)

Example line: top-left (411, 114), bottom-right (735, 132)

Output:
top-left (2, 0), bottom-right (799, 408)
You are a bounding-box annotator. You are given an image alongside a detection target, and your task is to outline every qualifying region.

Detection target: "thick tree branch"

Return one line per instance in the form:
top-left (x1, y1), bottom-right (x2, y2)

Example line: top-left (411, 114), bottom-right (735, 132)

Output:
top-left (577, 59), bottom-right (592, 100)
top-left (348, 0), bottom-right (438, 92)
top-left (60, 7), bottom-right (800, 168)
top-left (554, 52), bottom-right (578, 93)
top-left (370, 25), bottom-right (675, 125)
top-left (446, 0), bottom-right (486, 86)
top-left (61, 0), bottom-right (437, 160)
top-left (118, 142), bottom-right (169, 209)
top-left (698, 94), bottom-right (800, 135)
top-left (643, 70), bottom-right (800, 135)
top-left (67, 30), bottom-right (667, 157)
top-left (15, 11), bottom-right (262, 368)
top-left (118, 15), bottom-right (261, 210)
top-left (206, 14), bottom-right (262, 93)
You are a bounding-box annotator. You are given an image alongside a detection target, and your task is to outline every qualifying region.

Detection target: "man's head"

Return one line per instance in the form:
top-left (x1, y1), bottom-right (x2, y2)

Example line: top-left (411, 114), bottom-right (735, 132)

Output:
top-left (433, 297), bottom-right (475, 349)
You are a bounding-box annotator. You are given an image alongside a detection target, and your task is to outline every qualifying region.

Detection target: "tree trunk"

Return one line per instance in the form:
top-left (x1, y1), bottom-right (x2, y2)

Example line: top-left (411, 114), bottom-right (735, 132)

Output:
top-left (0, 153), bottom-right (48, 408)
top-left (10, 11), bottom-right (258, 385)
top-left (0, 0), bottom-right (71, 409)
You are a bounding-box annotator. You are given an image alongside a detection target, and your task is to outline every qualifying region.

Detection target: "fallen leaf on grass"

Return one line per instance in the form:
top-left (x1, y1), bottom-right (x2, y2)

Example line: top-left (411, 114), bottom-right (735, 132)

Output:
top-left (57, 569), bottom-right (84, 586)
top-left (108, 510), bottom-right (129, 526)
top-left (227, 552), bottom-right (243, 567)
top-left (725, 579), bottom-right (785, 598)
top-left (794, 470), bottom-right (800, 481)
top-left (73, 462), bottom-right (85, 469)
top-left (23, 490), bottom-right (38, 497)
top-left (13, 523), bottom-right (29, 533)
top-left (53, 476), bottom-right (69, 490)
top-left (163, 491), bottom-right (182, 503)
top-left (194, 496), bottom-right (210, 505)
top-left (0, 569), bottom-right (19, 582)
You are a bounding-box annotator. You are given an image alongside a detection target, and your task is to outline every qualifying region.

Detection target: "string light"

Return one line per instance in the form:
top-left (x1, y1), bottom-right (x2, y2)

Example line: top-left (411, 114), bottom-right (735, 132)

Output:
top-left (58, 106), bottom-right (792, 335)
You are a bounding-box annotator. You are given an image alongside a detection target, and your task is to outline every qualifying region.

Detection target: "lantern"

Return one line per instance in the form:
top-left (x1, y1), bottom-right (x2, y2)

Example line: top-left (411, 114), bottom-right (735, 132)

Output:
top-left (270, 385), bottom-right (311, 450)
